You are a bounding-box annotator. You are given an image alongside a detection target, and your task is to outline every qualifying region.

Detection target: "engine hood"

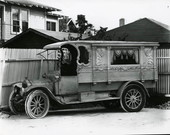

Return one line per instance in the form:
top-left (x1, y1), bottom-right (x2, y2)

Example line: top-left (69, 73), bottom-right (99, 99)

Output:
top-left (31, 79), bottom-right (52, 86)
top-left (13, 78), bottom-right (54, 93)
top-left (12, 72), bottom-right (60, 95)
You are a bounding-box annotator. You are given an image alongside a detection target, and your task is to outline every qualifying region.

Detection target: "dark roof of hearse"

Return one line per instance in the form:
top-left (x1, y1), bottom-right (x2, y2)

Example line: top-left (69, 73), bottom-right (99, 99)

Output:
top-left (44, 41), bottom-right (159, 49)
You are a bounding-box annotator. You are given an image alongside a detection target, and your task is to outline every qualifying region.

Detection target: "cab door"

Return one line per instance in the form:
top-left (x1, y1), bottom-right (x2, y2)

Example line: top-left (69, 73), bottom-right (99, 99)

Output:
top-left (59, 76), bottom-right (78, 95)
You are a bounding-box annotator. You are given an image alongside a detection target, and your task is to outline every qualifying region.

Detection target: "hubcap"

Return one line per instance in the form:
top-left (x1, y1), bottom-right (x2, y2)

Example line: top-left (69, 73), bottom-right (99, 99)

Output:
top-left (125, 89), bottom-right (142, 109)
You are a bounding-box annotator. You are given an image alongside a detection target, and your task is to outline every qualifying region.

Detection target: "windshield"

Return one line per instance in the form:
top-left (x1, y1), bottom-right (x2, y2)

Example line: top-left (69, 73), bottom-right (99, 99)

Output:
top-left (37, 48), bottom-right (72, 73)
top-left (37, 49), bottom-right (60, 73)
top-left (37, 49), bottom-right (61, 59)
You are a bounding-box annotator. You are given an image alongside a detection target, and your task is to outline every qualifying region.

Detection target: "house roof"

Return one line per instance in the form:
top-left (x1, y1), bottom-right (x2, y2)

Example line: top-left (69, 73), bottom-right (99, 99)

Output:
top-left (88, 18), bottom-right (170, 43)
top-left (148, 18), bottom-right (170, 31)
top-left (35, 29), bottom-right (80, 40)
top-left (46, 12), bottom-right (66, 18)
top-left (0, 0), bottom-right (61, 11)
top-left (2, 28), bottom-right (59, 48)
top-left (2, 28), bottom-right (87, 48)
top-left (67, 18), bottom-right (74, 25)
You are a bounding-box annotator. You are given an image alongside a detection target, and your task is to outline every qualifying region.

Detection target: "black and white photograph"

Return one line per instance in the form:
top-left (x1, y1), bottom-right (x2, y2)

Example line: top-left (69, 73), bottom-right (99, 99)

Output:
top-left (0, 0), bottom-right (170, 134)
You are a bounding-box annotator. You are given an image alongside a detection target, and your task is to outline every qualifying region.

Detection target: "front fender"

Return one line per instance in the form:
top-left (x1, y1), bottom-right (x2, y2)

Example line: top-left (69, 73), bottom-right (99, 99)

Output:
top-left (116, 81), bottom-right (150, 98)
top-left (24, 86), bottom-right (63, 105)
top-left (13, 82), bottom-right (22, 88)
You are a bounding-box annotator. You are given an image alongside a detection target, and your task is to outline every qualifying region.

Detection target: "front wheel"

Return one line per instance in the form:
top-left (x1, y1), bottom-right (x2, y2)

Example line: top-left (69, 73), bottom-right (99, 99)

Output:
top-left (120, 84), bottom-right (146, 112)
top-left (25, 90), bottom-right (49, 119)
top-left (9, 90), bottom-right (25, 114)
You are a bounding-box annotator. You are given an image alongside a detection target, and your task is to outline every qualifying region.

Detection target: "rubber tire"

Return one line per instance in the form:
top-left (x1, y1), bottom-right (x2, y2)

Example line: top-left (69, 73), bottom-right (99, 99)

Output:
top-left (25, 90), bottom-right (49, 119)
top-left (120, 84), bottom-right (146, 112)
top-left (9, 90), bottom-right (24, 114)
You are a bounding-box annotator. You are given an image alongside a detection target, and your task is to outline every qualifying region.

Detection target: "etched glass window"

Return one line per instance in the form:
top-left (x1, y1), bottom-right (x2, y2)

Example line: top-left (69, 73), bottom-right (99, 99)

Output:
top-left (96, 48), bottom-right (107, 65)
top-left (110, 48), bottom-right (139, 65)
top-left (78, 46), bottom-right (89, 64)
top-left (62, 48), bottom-right (72, 64)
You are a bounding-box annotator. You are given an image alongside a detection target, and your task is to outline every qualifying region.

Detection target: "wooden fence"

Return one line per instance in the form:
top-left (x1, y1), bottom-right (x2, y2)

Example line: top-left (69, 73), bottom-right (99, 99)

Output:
top-left (0, 48), bottom-right (170, 108)
top-left (0, 48), bottom-right (58, 108)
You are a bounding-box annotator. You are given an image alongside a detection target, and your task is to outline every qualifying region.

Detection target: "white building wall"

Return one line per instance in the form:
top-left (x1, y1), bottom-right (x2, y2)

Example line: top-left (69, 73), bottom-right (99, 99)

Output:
top-left (29, 9), bottom-right (45, 30)
top-left (4, 5), bottom-right (16, 41)
top-left (3, 5), bottom-right (46, 41)
top-left (2, 4), bottom-right (60, 41)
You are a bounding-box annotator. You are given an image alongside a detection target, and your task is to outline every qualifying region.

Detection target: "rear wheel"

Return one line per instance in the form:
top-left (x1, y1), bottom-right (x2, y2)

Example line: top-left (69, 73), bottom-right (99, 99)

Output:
top-left (120, 84), bottom-right (146, 112)
top-left (25, 90), bottom-right (49, 119)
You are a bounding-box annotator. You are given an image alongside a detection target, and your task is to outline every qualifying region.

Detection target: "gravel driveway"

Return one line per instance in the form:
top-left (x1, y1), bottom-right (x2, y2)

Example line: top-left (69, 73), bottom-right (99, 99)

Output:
top-left (0, 107), bottom-right (170, 135)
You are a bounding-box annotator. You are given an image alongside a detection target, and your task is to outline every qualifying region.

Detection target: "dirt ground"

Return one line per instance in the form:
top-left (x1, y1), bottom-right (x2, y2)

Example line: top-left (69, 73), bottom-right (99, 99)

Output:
top-left (0, 107), bottom-right (170, 135)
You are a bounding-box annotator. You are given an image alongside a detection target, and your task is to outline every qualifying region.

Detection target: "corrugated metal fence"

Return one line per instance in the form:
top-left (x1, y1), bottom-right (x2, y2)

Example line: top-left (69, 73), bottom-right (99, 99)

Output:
top-left (0, 48), bottom-right (58, 107)
top-left (156, 49), bottom-right (170, 95)
top-left (0, 48), bottom-right (170, 107)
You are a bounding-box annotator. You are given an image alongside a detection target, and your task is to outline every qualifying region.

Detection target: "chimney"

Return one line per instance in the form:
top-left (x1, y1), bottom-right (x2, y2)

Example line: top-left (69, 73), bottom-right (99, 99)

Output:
top-left (119, 18), bottom-right (125, 27)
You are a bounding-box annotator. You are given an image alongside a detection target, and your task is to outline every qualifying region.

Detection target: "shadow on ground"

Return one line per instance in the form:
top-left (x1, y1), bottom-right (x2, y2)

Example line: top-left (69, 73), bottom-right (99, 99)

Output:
top-left (146, 95), bottom-right (170, 109)
top-left (1, 95), bottom-right (170, 119)
top-left (0, 106), bottom-right (125, 119)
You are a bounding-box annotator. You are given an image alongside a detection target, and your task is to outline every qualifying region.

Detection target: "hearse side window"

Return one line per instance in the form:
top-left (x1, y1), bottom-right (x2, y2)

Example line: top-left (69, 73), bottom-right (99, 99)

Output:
top-left (110, 48), bottom-right (139, 65)
top-left (78, 46), bottom-right (89, 64)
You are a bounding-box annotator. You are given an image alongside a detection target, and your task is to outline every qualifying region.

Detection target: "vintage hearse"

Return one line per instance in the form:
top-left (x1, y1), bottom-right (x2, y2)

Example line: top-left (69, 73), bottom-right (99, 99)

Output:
top-left (9, 41), bottom-right (159, 119)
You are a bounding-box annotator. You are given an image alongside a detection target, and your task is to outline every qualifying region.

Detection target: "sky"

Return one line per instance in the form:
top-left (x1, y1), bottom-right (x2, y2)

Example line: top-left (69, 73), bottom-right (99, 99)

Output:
top-left (34, 0), bottom-right (170, 30)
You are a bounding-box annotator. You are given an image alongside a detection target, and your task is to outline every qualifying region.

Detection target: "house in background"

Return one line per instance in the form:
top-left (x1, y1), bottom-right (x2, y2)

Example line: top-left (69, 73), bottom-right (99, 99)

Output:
top-left (90, 18), bottom-right (170, 49)
top-left (59, 16), bottom-right (78, 33)
top-left (0, 0), bottom-right (69, 45)
top-left (0, 0), bottom-right (86, 48)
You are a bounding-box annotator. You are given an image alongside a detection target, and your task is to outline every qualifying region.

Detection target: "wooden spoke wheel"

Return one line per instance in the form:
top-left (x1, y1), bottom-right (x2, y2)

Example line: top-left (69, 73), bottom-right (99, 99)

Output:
top-left (120, 84), bottom-right (146, 112)
top-left (25, 90), bottom-right (49, 119)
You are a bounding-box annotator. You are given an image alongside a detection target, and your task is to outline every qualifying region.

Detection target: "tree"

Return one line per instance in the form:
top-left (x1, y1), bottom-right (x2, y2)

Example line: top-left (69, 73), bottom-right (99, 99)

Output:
top-left (88, 26), bottom-right (108, 40)
top-left (76, 15), bottom-right (93, 39)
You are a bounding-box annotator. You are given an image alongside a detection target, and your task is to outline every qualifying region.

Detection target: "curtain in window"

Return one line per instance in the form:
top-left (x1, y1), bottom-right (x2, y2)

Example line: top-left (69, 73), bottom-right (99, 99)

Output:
top-left (111, 49), bottom-right (139, 65)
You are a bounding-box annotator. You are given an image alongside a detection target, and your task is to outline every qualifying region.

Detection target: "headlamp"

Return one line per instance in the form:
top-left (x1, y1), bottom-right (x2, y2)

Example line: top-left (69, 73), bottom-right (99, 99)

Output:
top-left (22, 77), bottom-right (31, 88)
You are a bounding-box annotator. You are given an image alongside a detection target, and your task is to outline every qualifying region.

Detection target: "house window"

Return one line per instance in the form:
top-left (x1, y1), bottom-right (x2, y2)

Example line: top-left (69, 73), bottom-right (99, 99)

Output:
top-left (21, 10), bottom-right (28, 31)
top-left (12, 8), bottom-right (20, 32)
top-left (12, 8), bottom-right (29, 33)
top-left (46, 21), bottom-right (56, 31)
top-left (110, 48), bottom-right (139, 65)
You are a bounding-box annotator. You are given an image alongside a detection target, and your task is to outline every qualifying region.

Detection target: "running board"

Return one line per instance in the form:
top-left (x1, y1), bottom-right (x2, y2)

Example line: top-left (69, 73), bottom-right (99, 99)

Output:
top-left (65, 97), bottom-right (120, 105)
